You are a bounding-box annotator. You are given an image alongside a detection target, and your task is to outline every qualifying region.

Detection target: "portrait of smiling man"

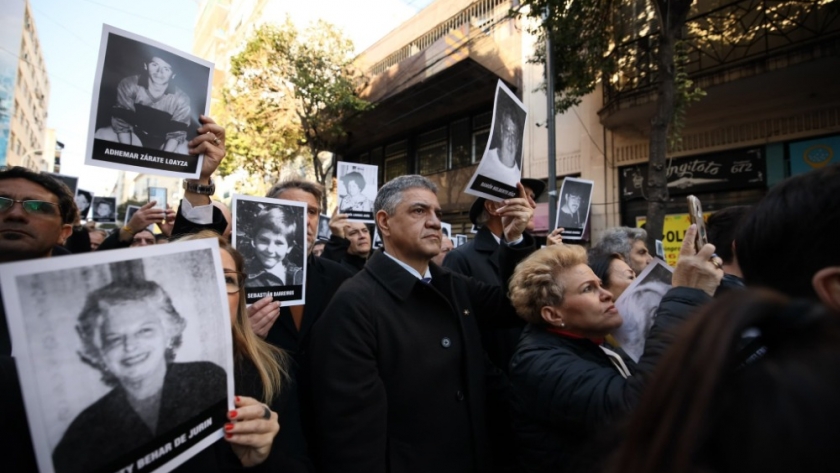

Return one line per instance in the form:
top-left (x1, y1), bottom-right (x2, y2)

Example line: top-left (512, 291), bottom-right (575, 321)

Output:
top-left (310, 175), bottom-right (537, 473)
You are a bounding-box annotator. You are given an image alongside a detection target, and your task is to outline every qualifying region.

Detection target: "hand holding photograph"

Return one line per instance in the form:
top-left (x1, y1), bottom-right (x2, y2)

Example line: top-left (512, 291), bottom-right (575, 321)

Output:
top-left (86, 25), bottom-right (213, 179)
top-left (0, 239), bottom-right (234, 473)
top-left (465, 80), bottom-right (528, 201)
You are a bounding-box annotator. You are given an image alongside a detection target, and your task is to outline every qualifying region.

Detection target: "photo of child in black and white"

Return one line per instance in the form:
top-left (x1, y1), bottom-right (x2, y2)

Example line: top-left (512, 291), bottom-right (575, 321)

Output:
top-left (232, 195), bottom-right (307, 306)
top-left (75, 189), bottom-right (94, 220)
top-left (91, 196), bottom-right (117, 224)
top-left (87, 25), bottom-right (212, 178)
top-left (0, 242), bottom-right (232, 473)
top-left (336, 162), bottom-right (378, 223)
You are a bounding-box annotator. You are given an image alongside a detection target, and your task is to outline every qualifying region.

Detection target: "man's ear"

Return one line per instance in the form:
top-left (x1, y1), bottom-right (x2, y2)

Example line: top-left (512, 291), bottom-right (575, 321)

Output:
top-left (540, 306), bottom-right (564, 327)
top-left (376, 210), bottom-right (390, 238)
top-left (58, 224), bottom-right (73, 245)
top-left (484, 199), bottom-right (501, 217)
top-left (813, 267), bottom-right (840, 312)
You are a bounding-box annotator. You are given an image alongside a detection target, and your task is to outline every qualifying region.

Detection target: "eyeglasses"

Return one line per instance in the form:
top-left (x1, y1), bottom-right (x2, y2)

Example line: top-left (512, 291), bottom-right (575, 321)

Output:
top-left (224, 270), bottom-right (247, 295)
top-left (0, 196), bottom-right (59, 216)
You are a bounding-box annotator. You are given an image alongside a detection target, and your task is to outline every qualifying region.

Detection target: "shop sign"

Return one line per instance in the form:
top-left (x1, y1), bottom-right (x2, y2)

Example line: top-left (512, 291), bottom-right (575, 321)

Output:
top-left (621, 147), bottom-right (765, 200)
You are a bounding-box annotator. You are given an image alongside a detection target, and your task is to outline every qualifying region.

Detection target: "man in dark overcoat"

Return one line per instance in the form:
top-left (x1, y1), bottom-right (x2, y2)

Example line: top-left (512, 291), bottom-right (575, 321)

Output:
top-left (442, 178), bottom-right (544, 472)
top-left (309, 175), bottom-right (536, 473)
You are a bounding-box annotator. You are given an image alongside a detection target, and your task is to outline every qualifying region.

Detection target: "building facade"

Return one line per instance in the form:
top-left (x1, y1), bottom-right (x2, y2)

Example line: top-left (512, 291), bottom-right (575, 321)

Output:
top-left (342, 0), bottom-right (610, 236)
top-left (604, 0), bottom-right (840, 256)
top-left (1, 0), bottom-right (50, 171)
top-left (341, 0), bottom-right (839, 243)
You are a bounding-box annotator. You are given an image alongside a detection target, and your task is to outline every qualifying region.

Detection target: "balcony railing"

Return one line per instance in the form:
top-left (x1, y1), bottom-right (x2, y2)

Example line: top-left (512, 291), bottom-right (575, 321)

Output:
top-left (604, 0), bottom-right (840, 108)
top-left (368, 0), bottom-right (511, 76)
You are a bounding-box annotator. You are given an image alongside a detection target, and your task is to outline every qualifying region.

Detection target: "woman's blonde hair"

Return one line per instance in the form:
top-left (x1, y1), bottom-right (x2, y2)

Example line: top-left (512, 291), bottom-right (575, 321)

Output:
top-left (176, 230), bottom-right (289, 402)
top-left (508, 245), bottom-right (588, 325)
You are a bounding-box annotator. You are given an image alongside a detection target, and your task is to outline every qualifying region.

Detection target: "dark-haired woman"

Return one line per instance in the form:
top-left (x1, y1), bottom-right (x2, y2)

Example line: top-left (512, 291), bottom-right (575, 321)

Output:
top-left (603, 289), bottom-right (840, 473)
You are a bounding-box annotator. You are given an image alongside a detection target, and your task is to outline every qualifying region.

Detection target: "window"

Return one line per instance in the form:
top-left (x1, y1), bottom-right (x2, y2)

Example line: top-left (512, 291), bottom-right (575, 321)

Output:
top-left (384, 141), bottom-right (407, 182)
top-left (472, 130), bottom-right (490, 163)
top-left (472, 112), bottom-right (492, 163)
top-left (450, 118), bottom-right (471, 168)
top-left (417, 127), bottom-right (447, 175)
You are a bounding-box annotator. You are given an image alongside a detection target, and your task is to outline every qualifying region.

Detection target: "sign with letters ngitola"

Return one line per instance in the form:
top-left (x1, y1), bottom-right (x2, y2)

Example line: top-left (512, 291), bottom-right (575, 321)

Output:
top-left (620, 147), bottom-right (765, 200)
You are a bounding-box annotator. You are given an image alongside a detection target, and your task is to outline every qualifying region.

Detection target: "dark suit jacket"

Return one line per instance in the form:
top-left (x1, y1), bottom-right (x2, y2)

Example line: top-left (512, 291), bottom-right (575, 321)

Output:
top-left (53, 361), bottom-right (226, 473)
top-left (320, 234), bottom-right (367, 274)
top-left (310, 237), bottom-right (534, 473)
top-left (443, 226), bottom-right (526, 371)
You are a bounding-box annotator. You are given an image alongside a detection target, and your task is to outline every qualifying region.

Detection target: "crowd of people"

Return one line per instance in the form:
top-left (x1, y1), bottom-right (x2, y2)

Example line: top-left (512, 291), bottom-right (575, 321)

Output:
top-left (1, 115), bottom-right (839, 473)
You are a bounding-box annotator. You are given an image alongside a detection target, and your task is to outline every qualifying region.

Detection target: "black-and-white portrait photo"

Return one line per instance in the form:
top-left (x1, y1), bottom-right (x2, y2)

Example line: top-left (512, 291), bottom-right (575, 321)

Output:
top-left (441, 222), bottom-right (452, 239)
top-left (455, 234), bottom-right (468, 247)
top-left (148, 186), bottom-right (167, 210)
top-left (91, 196), bottom-right (117, 224)
top-left (465, 80), bottom-right (527, 201)
top-left (232, 195), bottom-right (307, 306)
top-left (317, 214), bottom-right (331, 241)
top-left (86, 25), bottom-right (212, 179)
top-left (336, 161), bottom-right (378, 222)
top-left (554, 177), bottom-right (594, 240)
top-left (0, 240), bottom-right (233, 473)
top-left (613, 260), bottom-right (674, 362)
top-left (75, 189), bottom-right (94, 220)
top-left (46, 173), bottom-right (79, 196)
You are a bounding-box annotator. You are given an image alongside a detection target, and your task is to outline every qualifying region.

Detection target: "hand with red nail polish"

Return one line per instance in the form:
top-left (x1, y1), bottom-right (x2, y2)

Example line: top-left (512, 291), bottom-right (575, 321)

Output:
top-left (224, 395), bottom-right (279, 467)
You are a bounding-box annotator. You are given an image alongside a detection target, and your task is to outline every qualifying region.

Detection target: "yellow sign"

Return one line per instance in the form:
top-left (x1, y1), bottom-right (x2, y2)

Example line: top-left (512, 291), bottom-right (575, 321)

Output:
top-left (636, 213), bottom-right (711, 267)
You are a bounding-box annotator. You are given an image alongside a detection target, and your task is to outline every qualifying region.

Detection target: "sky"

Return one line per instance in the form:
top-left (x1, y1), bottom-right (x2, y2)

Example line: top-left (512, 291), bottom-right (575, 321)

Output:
top-left (26, 0), bottom-right (435, 195)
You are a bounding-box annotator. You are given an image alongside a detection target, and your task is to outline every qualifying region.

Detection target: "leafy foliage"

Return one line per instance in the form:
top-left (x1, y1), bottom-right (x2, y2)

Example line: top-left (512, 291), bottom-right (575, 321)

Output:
top-left (222, 18), bottom-right (372, 204)
top-left (516, 0), bottom-right (618, 113)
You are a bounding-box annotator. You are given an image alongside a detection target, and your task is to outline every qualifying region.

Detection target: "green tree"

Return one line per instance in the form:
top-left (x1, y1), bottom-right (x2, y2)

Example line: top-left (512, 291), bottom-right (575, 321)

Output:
top-left (517, 0), bottom-right (697, 250)
top-left (223, 18), bottom-right (372, 209)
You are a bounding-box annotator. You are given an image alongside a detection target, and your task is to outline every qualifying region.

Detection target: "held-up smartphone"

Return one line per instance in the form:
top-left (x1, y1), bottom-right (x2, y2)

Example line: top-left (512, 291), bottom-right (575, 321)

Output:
top-left (687, 195), bottom-right (707, 252)
top-left (148, 186), bottom-right (167, 210)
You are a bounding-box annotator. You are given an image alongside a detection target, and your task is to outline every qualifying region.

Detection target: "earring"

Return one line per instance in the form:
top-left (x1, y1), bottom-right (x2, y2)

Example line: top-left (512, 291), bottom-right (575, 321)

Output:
top-left (560, 322), bottom-right (566, 328)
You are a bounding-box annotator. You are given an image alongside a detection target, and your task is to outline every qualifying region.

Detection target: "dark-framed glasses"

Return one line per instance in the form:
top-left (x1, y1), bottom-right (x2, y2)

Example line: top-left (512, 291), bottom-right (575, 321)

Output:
top-left (224, 270), bottom-right (247, 295)
top-left (0, 196), bottom-right (59, 216)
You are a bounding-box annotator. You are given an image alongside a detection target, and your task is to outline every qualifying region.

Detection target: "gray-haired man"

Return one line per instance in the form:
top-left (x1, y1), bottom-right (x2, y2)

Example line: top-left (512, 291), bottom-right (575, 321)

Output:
top-left (591, 226), bottom-right (653, 275)
top-left (310, 175), bottom-right (535, 473)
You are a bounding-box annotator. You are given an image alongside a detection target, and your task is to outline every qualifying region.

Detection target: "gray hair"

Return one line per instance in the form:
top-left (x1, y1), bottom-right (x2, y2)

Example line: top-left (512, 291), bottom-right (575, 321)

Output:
top-left (591, 226), bottom-right (647, 263)
top-left (76, 280), bottom-right (186, 388)
top-left (266, 179), bottom-right (324, 205)
top-left (374, 175), bottom-right (438, 218)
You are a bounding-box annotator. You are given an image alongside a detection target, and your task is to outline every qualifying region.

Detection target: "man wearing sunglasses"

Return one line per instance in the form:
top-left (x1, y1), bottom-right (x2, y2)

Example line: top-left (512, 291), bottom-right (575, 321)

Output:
top-left (1, 165), bottom-right (77, 472)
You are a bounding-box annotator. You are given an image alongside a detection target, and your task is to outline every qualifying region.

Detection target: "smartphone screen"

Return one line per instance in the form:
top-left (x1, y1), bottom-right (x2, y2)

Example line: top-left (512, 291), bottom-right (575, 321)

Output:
top-left (148, 187), bottom-right (167, 210)
top-left (687, 195), bottom-right (707, 252)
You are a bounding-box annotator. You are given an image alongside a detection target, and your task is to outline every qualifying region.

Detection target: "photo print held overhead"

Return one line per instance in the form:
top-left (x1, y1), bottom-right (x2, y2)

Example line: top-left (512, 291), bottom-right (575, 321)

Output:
top-left (336, 162), bottom-right (378, 223)
top-left (231, 194), bottom-right (308, 306)
top-left (86, 25), bottom-right (213, 179)
top-left (0, 239), bottom-right (235, 473)
top-left (91, 196), bottom-right (117, 224)
top-left (465, 80), bottom-right (528, 201)
top-left (554, 177), bottom-right (594, 241)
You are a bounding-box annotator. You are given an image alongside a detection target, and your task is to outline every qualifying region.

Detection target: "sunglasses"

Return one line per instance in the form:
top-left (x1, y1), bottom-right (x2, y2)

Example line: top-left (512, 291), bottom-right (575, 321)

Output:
top-left (224, 270), bottom-right (247, 295)
top-left (0, 196), bottom-right (59, 216)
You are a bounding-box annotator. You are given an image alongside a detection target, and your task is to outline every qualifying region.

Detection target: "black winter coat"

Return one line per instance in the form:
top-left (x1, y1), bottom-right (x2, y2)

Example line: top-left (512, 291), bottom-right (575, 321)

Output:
top-left (310, 239), bottom-right (534, 473)
top-left (509, 286), bottom-right (711, 473)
